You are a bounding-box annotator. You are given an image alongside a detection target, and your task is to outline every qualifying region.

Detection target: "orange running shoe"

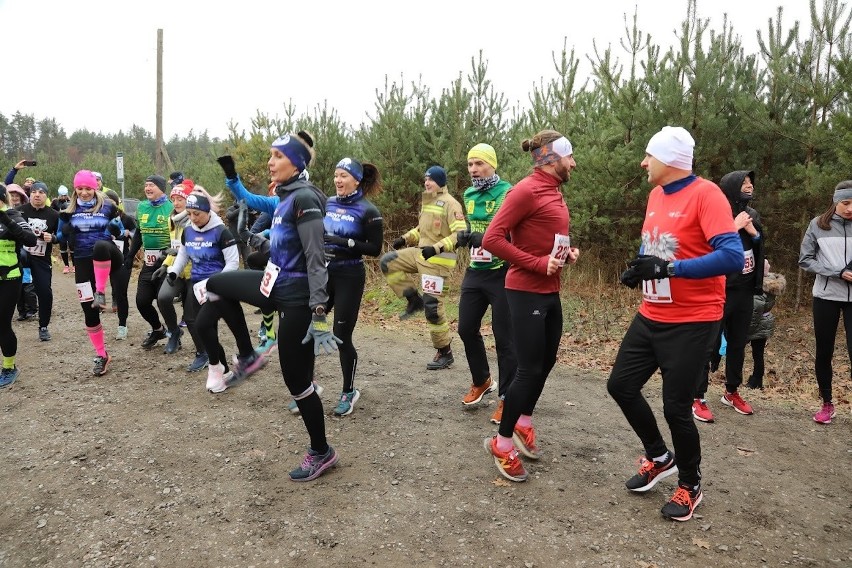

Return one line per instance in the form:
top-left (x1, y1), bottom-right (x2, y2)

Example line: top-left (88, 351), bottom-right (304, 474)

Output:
top-left (484, 436), bottom-right (527, 482)
top-left (463, 377), bottom-right (495, 405)
top-left (512, 424), bottom-right (540, 460)
top-left (490, 400), bottom-right (504, 425)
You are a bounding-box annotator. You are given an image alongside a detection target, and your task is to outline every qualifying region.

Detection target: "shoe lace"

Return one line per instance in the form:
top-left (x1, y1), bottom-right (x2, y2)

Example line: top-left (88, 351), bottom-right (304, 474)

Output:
top-left (670, 486), bottom-right (694, 507)
top-left (637, 457), bottom-right (655, 475)
top-left (300, 453), bottom-right (318, 470)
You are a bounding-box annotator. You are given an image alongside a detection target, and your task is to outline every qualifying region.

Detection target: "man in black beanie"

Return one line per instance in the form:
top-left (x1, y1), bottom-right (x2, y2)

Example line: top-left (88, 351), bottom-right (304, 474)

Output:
top-left (125, 175), bottom-right (174, 349)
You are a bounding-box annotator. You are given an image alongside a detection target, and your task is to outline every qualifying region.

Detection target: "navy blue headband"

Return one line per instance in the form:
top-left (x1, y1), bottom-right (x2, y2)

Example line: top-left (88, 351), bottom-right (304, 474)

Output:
top-left (271, 134), bottom-right (312, 172)
top-left (335, 157), bottom-right (363, 182)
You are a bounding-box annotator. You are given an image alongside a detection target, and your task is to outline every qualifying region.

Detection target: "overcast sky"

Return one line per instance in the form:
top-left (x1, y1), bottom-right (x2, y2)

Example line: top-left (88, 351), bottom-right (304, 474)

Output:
top-left (1, 0), bottom-right (813, 140)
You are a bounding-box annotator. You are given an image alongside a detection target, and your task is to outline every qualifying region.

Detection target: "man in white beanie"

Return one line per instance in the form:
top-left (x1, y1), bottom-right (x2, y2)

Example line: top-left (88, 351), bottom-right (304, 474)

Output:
top-left (606, 126), bottom-right (744, 522)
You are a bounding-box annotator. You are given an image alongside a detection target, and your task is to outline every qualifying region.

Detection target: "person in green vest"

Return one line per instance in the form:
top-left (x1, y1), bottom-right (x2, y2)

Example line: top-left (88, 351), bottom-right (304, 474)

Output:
top-left (125, 175), bottom-right (173, 349)
top-left (456, 144), bottom-right (517, 425)
top-left (0, 183), bottom-right (38, 387)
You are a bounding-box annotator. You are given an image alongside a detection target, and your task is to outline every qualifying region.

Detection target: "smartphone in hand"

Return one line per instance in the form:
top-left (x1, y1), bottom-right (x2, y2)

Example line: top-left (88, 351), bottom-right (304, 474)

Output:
top-left (24, 160), bottom-right (37, 167)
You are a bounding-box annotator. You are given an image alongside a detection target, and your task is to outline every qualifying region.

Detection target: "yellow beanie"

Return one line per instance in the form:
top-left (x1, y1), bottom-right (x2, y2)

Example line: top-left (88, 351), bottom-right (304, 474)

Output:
top-left (467, 143), bottom-right (498, 169)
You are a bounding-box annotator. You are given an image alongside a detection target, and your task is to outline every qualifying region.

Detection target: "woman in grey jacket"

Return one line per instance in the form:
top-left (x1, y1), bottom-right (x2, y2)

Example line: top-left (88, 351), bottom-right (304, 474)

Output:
top-left (799, 180), bottom-right (852, 424)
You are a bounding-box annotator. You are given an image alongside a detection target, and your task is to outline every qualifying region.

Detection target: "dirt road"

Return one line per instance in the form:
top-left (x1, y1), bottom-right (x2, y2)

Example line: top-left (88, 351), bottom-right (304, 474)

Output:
top-left (0, 274), bottom-right (849, 567)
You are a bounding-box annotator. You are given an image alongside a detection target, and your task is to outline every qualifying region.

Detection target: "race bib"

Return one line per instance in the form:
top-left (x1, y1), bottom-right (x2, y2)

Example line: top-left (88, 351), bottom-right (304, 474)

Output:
top-left (259, 261), bottom-right (281, 298)
top-left (144, 249), bottom-right (163, 267)
top-left (742, 249), bottom-right (755, 274)
top-left (642, 277), bottom-right (673, 304)
top-left (551, 234), bottom-right (571, 266)
top-left (25, 240), bottom-right (47, 257)
top-left (470, 246), bottom-right (493, 263)
top-left (113, 239), bottom-right (124, 252)
top-left (193, 279), bottom-right (212, 305)
top-left (76, 281), bottom-right (94, 303)
top-left (421, 274), bottom-right (445, 296)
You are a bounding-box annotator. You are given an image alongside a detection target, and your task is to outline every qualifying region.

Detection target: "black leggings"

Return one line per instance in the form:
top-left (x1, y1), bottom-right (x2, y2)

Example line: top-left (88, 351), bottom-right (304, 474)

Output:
top-left (158, 277), bottom-right (203, 352)
top-left (498, 290), bottom-right (562, 439)
top-left (749, 338), bottom-right (767, 384)
top-left (206, 270), bottom-right (328, 453)
top-left (813, 297), bottom-right (852, 403)
top-left (136, 261), bottom-right (165, 330)
top-left (75, 241), bottom-right (125, 328)
top-left (0, 278), bottom-right (21, 358)
top-left (607, 314), bottom-right (720, 487)
top-left (29, 257), bottom-right (53, 328)
top-left (696, 287), bottom-right (752, 396)
top-left (458, 267), bottom-right (516, 396)
top-left (327, 264), bottom-right (366, 393)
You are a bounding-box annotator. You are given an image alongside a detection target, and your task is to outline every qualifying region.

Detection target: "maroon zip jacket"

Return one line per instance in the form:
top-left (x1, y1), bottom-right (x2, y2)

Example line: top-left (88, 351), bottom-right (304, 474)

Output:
top-left (482, 169), bottom-right (569, 294)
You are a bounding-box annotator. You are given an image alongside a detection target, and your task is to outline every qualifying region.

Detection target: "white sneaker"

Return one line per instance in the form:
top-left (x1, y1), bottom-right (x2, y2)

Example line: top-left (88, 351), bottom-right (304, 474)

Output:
top-left (206, 363), bottom-right (229, 393)
top-left (115, 326), bottom-right (128, 341)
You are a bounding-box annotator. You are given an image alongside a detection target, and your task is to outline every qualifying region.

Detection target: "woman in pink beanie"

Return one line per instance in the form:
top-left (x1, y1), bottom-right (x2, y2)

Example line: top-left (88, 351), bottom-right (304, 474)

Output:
top-left (58, 170), bottom-right (124, 376)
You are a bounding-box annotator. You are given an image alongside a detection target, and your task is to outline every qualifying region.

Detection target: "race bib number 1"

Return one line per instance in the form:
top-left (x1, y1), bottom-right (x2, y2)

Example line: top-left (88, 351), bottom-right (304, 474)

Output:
top-left (259, 261), bottom-right (281, 298)
top-left (642, 277), bottom-right (673, 304)
top-left (421, 274), bottom-right (445, 296)
top-left (76, 281), bottom-right (94, 303)
top-left (25, 240), bottom-right (47, 257)
top-left (551, 233), bottom-right (571, 265)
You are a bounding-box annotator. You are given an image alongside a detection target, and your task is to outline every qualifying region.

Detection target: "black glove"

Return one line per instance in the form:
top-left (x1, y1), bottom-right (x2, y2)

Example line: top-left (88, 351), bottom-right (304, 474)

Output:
top-left (391, 237), bottom-right (406, 250)
top-left (456, 230), bottom-right (471, 247)
top-left (59, 211), bottom-right (72, 223)
top-left (628, 255), bottom-right (669, 280)
top-left (152, 265), bottom-right (169, 280)
top-left (165, 271), bottom-right (177, 284)
top-left (619, 266), bottom-right (642, 289)
top-left (217, 155), bottom-right (238, 180)
top-left (225, 204), bottom-right (240, 222)
top-left (421, 246), bottom-right (437, 260)
top-left (467, 232), bottom-right (484, 249)
top-left (324, 234), bottom-right (349, 247)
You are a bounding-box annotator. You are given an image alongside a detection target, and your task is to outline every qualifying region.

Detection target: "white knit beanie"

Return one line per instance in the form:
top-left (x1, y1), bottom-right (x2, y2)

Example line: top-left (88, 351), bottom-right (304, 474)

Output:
top-left (646, 126), bottom-right (695, 170)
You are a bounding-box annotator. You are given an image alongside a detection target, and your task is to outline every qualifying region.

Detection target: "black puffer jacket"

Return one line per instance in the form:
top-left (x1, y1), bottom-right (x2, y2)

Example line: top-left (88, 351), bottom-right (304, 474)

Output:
top-left (719, 170), bottom-right (765, 294)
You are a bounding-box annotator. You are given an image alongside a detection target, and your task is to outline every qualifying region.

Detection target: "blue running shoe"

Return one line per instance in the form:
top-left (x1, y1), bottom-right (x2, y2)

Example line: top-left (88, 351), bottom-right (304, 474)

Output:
top-left (333, 389), bottom-right (361, 416)
top-left (0, 367), bottom-right (20, 388)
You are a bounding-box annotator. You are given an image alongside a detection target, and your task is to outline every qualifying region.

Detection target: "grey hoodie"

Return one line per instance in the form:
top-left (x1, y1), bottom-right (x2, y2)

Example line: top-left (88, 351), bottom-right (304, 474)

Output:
top-left (799, 213), bottom-right (852, 302)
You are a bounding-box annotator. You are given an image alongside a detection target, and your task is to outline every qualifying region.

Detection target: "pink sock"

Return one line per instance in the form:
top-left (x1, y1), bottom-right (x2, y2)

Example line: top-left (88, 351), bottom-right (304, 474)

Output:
top-left (86, 324), bottom-right (107, 357)
top-left (93, 260), bottom-right (111, 294)
top-left (517, 414), bottom-right (532, 428)
top-left (495, 434), bottom-right (514, 452)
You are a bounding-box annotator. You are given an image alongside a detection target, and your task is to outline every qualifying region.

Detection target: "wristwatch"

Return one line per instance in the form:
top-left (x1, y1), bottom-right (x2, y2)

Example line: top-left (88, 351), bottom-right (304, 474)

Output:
top-left (313, 305), bottom-right (326, 317)
top-left (347, 238), bottom-right (355, 248)
top-left (666, 262), bottom-right (676, 277)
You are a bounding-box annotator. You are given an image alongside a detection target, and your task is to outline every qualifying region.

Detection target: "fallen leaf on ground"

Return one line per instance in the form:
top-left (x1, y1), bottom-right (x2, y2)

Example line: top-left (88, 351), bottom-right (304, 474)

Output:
top-left (693, 537), bottom-right (710, 549)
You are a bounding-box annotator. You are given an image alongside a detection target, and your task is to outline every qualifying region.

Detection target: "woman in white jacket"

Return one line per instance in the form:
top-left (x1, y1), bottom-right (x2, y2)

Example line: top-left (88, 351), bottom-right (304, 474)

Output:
top-left (799, 180), bottom-right (852, 424)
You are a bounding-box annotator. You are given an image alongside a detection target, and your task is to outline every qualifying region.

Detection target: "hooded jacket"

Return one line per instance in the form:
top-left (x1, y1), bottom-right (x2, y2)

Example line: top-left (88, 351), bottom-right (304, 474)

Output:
top-left (747, 272), bottom-right (787, 341)
top-left (799, 213), bottom-right (852, 302)
top-left (719, 170), bottom-right (765, 293)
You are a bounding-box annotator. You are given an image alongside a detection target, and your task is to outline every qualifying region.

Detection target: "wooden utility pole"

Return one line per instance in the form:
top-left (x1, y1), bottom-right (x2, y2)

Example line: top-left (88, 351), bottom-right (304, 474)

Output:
top-left (155, 28), bottom-right (173, 175)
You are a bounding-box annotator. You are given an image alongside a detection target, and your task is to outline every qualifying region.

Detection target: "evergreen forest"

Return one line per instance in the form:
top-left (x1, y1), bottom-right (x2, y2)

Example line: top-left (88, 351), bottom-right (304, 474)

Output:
top-left (2, 0), bottom-right (850, 305)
